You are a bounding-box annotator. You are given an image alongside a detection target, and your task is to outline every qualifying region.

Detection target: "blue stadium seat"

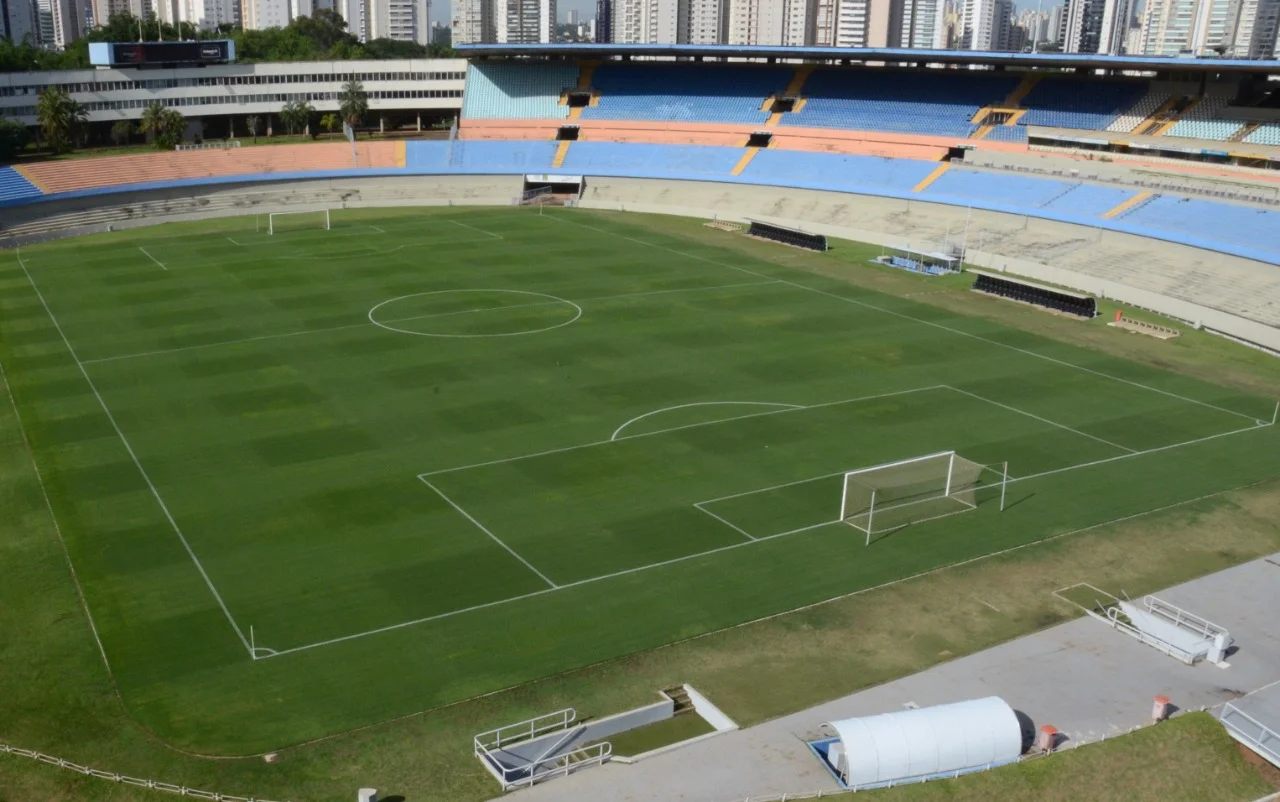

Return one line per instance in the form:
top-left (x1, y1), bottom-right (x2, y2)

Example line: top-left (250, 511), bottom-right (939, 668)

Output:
top-left (581, 64), bottom-right (790, 124)
top-left (1037, 183), bottom-right (1138, 216)
top-left (0, 167), bottom-right (42, 203)
top-left (1119, 195), bottom-right (1280, 256)
top-left (741, 150), bottom-right (939, 191)
top-left (462, 62), bottom-right (578, 120)
top-left (1244, 123), bottom-right (1280, 146)
top-left (1018, 78), bottom-right (1146, 130)
top-left (922, 168), bottom-right (1075, 208)
top-left (984, 125), bottom-right (1028, 143)
top-left (561, 143), bottom-right (742, 175)
top-left (781, 69), bottom-right (1019, 138)
top-left (451, 140), bottom-right (558, 171)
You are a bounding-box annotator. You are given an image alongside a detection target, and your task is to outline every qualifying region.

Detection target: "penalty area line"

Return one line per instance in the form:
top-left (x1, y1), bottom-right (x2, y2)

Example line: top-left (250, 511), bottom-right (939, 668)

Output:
top-left (138, 246), bottom-right (168, 271)
top-left (418, 477), bottom-right (558, 589)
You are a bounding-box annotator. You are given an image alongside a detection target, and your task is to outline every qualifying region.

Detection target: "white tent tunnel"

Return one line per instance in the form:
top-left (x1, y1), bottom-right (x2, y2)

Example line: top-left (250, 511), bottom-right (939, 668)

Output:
top-left (808, 697), bottom-right (1032, 790)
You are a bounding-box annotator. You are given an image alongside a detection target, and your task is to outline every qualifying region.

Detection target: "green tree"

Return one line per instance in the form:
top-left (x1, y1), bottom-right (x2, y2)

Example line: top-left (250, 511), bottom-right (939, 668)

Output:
top-left (0, 118), bottom-right (31, 162)
top-left (138, 103), bottom-right (186, 149)
top-left (278, 99), bottom-right (315, 136)
top-left (36, 87), bottom-right (88, 154)
top-left (363, 38), bottom-right (427, 59)
top-left (319, 113), bottom-right (341, 136)
top-left (110, 119), bottom-right (134, 147)
top-left (339, 78), bottom-right (368, 133)
top-left (245, 115), bottom-right (262, 143)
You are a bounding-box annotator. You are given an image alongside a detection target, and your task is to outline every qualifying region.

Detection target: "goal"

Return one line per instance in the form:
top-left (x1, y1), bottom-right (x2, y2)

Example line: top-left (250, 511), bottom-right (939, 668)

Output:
top-left (840, 451), bottom-right (1007, 545)
top-left (267, 209), bottom-right (331, 235)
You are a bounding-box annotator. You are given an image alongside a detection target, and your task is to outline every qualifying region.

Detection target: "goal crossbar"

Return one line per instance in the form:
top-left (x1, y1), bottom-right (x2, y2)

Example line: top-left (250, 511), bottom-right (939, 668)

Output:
top-left (267, 209), bottom-right (331, 235)
top-left (840, 451), bottom-right (1007, 545)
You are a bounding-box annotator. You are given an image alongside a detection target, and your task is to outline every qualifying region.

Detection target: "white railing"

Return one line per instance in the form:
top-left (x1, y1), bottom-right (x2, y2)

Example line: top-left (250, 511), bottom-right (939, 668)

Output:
top-left (1105, 606), bottom-right (1199, 664)
top-left (175, 140), bottom-right (242, 151)
top-left (1143, 595), bottom-right (1228, 641)
top-left (504, 742), bottom-right (612, 791)
top-left (0, 742), bottom-right (285, 801)
top-left (1221, 703), bottom-right (1280, 766)
top-left (474, 707), bottom-right (576, 754)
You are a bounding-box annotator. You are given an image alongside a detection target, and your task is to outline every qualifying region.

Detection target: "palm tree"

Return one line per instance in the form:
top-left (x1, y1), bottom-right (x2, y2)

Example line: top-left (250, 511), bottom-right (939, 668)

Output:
top-left (138, 103), bottom-right (186, 149)
top-left (245, 115), bottom-right (261, 143)
top-left (278, 100), bottom-right (314, 136)
top-left (319, 113), bottom-right (340, 136)
top-left (338, 78), bottom-right (368, 136)
top-left (36, 87), bottom-right (88, 154)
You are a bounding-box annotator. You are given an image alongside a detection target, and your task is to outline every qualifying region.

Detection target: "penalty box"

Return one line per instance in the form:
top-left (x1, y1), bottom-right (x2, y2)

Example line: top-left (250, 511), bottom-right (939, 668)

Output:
top-left (421, 386), bottom-right (1119, 585)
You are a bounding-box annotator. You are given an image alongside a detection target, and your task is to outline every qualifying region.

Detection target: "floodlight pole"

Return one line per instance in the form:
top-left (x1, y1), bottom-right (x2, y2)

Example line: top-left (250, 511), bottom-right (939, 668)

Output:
top-left (1000, 462), bottom-right (1009, 512)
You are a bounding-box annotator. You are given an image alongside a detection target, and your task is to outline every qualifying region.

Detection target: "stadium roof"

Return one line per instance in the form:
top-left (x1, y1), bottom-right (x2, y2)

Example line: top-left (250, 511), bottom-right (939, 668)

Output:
top-left (457, 44), bottom-right (1280, 75)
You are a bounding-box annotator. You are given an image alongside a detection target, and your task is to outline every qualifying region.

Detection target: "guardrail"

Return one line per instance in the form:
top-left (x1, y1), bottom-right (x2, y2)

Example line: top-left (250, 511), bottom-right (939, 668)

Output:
top-left (0, 742), bottom-right (285, 802)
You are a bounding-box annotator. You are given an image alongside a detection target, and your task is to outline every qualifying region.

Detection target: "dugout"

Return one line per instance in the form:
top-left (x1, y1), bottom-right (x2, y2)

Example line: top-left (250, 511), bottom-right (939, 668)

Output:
top-left (746, 220), bottom-right (828, 251)
top-left (810, 697), bottom-right (1023, 790)
top-left (971, 269), bottom-right (1098, 318)
top-left (878, 244), bottom-right (961, 275)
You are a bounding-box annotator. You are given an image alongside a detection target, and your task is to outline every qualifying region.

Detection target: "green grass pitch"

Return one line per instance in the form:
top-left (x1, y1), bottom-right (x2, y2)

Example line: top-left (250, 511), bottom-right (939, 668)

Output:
top-left (2, 206), bottom-right (1277, 754)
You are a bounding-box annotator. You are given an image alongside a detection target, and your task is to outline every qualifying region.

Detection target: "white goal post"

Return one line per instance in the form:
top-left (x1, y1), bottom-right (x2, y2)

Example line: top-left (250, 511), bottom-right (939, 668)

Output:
top-left (840, 451), bottom-right (1008, 545)
top-left (267, 209), bottom-right (331, 235)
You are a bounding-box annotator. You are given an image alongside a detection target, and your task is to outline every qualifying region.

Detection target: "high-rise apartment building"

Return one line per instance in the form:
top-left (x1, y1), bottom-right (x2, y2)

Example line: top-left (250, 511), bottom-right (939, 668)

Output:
top-left (1225, 0), bottom-right (1279, 56)
top-left (959, 0), bottom-right (1012, 49)
top-left (726, 0), bottom-right (785, 43)
top-left (1139, 0), bottom-right (1234, 55)
top-left (683, 0), bottom-right (728, 41)
top-left (452, 0), bottom-right (494, 43)
top-left (368, 0), bottom-right (429, 43)
top-left (613, 0), bottom-right (679, 43)
top-left (897, 0), bottom-right (947, 47)
top-left (494, 0), bottom-right (555, 42)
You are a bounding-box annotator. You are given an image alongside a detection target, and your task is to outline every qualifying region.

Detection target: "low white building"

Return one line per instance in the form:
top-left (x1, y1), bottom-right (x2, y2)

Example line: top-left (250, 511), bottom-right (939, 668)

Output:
top-left (0, 58), bottom-right (466, 129)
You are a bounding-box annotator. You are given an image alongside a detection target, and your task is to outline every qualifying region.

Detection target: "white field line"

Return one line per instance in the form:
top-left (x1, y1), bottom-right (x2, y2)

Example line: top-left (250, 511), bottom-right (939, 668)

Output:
top-left (0, 356), bottom-right (114, 676)
top-left (448, 218), bottom-right (504, 240)
top-left (15, 252), bottom-right (253, 656)
top-left (368, 225), bottom-right (387, 233)
top-left (226, 237), bottom-right (246, 246)
top-left (418, 478), bottom-right (558, 589)
top-left (945, 385), bottom-right (1138, 454)
top-left (612, 401), bottom-right (803, 441)
top-left (137, 246), bottom-right (167, 271)
top-left (259, 476), bottom-right (1273, 661)
top-left (78, 279), bottom-right (780, 366)
top-left (692, 501), bottom-right (757, 541)
top-left (544, 211), bottom-right (1263, 424)
top-left (423, 386), bottom-right (947, 479)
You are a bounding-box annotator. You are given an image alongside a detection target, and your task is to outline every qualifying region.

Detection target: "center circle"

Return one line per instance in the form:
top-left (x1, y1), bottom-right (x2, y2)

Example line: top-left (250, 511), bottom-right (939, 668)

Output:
top-left (368, 289), bottom-right (582, 339)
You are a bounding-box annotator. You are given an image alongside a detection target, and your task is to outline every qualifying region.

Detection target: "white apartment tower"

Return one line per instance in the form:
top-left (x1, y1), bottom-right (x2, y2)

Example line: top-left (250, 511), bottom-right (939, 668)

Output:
top-left (727, 0), bottom-right (786, 43)
top-left (1225, 0), bottom-right (1280, 56)
top-left (897, 0), bottom-right (947, 46)
top-left (1139, 0), bottom-right (1235, 55)
top-left (452, 0), bottom-right (494, 42)
top-left (613, 0), bottom-right (680, 43)
top-left (495, 0), bottom-right (555, 42)
top-left (684, 0), bottom-right (729, 41)
top-left (1065, 0), bottom-right (1130, 52)
top-left (369, 0), bottom-right (430, 43)
top-left (960, 0), bottom-right (1012, 49)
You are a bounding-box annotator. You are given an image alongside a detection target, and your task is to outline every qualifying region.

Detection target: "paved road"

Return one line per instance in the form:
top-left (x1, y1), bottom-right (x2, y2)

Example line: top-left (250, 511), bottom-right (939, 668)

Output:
top-left (498, 552), bottom-right (1280, 802)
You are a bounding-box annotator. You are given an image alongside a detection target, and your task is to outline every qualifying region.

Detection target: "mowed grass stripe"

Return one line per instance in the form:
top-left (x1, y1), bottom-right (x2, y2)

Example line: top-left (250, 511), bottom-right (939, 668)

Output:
top-left (2, 209), bottom-right (1277, 754)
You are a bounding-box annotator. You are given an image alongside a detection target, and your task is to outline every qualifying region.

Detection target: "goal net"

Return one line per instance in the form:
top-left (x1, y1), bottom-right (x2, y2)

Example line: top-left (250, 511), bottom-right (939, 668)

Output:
top-left (840, 451), bottom-right (1006, 544)
top-left (267, 209), bottom-right (331, 235)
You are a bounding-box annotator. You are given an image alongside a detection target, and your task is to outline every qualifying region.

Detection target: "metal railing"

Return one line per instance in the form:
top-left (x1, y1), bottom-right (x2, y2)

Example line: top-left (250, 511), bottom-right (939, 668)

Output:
top-left (1105, 606), bottom-right (1199, 664)
top-left (1221, 703), bottom-right (1280, 766)
top-left (474, 707), bottom-right (576, 754)
top-left (0, 742), bottom-right (285, 801)
top-left (175, 140), bottom-right (242, 151)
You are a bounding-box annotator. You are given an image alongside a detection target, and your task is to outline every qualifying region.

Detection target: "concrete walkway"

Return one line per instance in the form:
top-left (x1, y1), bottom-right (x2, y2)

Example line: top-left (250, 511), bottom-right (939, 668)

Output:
top-left (501, 552), bottom-right (1280, 802)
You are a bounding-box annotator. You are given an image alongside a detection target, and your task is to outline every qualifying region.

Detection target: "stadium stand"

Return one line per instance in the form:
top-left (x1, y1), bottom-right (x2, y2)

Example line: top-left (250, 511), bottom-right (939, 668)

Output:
top-left (580, 64), bottom-right (790, 124)
top-left (1017, 78), bottom-right (1146, 130)
top-left (561, 142), bottom-right (743, 175)
top-left (1037, 183), bottom-right (1139, 216)
top-left (405, 140), bottom-right (451, 169)
top-left (18, 142), bottom-right (400, 195)
top-left (781, 69), bottom-right (1019, 137)
top-left (0, 167), bottom-right (42, 203)
top-left (740, 150), bottom-right (939, 191)
top-left (1244, 123), bottom-right (1280, 146)
top-left (1119, 195), bottom-right (1280, 255)
top-left (984, 126), bottom-right (1028, 143)
top-left (921, 168), bottom-right (1075, 209)
top-left (1164, 92), bottom-right (1243, 140)
top-left (461, 62), bottom-right (577, 120)
top-left (451, 140), bottom-right (558, 170)
top-left (1107, 90), bottom-right (1172, 133)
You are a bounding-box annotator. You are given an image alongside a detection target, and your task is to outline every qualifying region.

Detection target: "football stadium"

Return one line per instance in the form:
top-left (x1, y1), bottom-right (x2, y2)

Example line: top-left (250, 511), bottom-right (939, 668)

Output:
top-left (3, 43), bottom-right (1280, 802)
